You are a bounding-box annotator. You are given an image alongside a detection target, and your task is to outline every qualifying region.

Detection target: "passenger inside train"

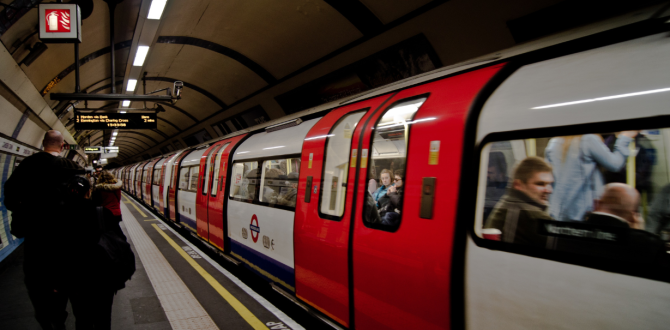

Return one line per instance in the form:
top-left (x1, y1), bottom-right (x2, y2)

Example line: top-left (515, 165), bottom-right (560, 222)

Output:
top-left (478, 127), bottom-right (670, 270)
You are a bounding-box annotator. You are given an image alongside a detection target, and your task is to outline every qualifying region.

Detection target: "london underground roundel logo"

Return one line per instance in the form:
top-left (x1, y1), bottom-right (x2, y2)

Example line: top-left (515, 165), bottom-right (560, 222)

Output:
top-left (250, 214), bottom-right (260, 243)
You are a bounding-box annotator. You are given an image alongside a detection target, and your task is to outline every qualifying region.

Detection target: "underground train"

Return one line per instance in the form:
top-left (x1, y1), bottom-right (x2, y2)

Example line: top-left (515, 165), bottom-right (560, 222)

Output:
top-left (112, 12), bottom-right (670, 330)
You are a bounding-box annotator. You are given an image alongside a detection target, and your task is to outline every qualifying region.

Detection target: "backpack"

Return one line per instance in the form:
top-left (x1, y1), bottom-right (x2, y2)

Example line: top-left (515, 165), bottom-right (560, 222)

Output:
top-left (96, 207), bottom-right (136, 290)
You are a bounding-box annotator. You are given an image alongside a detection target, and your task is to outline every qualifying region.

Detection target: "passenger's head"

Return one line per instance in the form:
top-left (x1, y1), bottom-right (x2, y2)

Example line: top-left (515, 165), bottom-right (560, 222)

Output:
top-left (595, 183), bottom-right (642, 229)
top-left (98, 170), bottom-right (117, 185)
top-left (68, 176), bottom-right (91, 199)
top-left (43, 130), bottom-right (65, 153)
top-left (512, 157), bottom-right (553, 205)
top-left (380, 169), bottom-right (393, 187)
top-left (393, 169), bottom-right (404, 188)
top-left (487, 151), bottom-right (507, 183)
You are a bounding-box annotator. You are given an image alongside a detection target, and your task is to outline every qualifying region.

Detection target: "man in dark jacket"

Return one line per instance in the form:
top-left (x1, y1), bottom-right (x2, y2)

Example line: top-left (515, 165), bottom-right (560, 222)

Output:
top-left (484, 157), bottom-right (554, 247)
top-left (4, 130), bottom-right (83, 330)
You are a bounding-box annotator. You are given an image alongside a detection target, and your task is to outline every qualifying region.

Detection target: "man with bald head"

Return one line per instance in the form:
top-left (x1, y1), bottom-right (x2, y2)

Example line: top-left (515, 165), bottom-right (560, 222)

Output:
top-left (5, 130), bottom-right (82, 330)
top-left (587, 183), bottom-right (644, 229)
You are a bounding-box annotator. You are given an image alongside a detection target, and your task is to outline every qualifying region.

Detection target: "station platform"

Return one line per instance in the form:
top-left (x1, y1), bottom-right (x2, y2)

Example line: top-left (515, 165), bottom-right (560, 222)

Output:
top-left (0, 192), bottom-right (309, 330)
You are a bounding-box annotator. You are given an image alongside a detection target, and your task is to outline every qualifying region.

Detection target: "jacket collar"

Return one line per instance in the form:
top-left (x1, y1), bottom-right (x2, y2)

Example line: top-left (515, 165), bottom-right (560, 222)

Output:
top-left (506, 188), bottom-right (548, 211)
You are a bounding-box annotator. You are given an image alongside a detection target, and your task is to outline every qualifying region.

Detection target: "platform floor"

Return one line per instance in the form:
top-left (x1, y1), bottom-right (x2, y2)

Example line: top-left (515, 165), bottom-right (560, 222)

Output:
top-left (0, 193), bottom-right (305, 330)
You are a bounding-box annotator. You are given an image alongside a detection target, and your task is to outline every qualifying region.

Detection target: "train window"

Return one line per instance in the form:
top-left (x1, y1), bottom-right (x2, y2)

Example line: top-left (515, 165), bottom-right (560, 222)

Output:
top-left (189, 166), bottom-right (199, 191)
top-left (259, 157), bottom-right (301, 209)
top-left (153, 169), bottom-right (160, 184)
top-left (203, 145), bottom-right (221, 196)
top-left (363, 97), bottom-right (427, 230)
top-left (178, 167), bottom-right (190, 190)
top-left (476, 127), bottom-right (670, 271)
top-left (230, 161), bottom-right (259, 201)
top-left (211, 143), bottom-right (230, 197)
top-left (319, 110), bottom-right (366, 219)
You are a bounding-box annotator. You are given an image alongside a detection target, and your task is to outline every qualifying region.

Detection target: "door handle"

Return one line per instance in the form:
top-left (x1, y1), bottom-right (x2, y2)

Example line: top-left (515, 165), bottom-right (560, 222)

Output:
top-left (420, 177), bottom-right (436, 219)
top-left (305, 176), bottom-right (313, 203)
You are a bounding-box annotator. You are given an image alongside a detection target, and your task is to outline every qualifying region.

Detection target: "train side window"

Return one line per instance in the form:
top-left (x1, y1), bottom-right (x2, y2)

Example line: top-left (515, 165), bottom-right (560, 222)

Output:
top-left (363, 97), bottom-right (427, 230)
top-left (319, 110), bottom-right (366, 220)
top-left (259, 157), bottom-right (301, 209)
top-left (189, 166), bottom-right (199, 192)
top-left (178, 167), bottom-right (189, 190)
top-left (153, 169), bottom-right (160, 184)
top-left (211, 143), bottom-right (230, 197)
top-left (475, 127), bottom-right (670, 273)
top-left (230, 161), bottom-right (259, 202)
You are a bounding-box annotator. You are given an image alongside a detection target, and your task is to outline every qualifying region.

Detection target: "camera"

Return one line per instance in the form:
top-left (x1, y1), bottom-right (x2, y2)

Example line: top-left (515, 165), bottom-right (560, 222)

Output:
top-left (173, 81), bottom-right (184, 98)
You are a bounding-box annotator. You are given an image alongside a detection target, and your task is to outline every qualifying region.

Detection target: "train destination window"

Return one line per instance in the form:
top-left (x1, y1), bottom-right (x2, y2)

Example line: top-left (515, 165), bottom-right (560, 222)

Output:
top-left (319, 111), bottom-right (366, 219)
top-left (363, 97), bottom-right (427, 229)
top-left (211, 143), bottom-right (230, 196)
top-left (476, 127), bottom-right (670, 274)
top-left (179, 167), bottom-right (190, 190)
top-left (259, 157), bottom-right (301, 209)
top-left (230, 161), bottom-right (259, 201)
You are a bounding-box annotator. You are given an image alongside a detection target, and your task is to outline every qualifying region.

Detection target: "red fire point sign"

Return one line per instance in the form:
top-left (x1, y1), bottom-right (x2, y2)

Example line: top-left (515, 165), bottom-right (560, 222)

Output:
top-left (45, 9), bottom-right (71, 33)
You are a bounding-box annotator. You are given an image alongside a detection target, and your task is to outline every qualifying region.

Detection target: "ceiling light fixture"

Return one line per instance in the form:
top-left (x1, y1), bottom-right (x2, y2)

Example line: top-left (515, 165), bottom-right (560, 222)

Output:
top-left (133, 46), bottom-right (150, 66)
top-left (147, 0), bottom-right (168, 20)
top-left (532, 87), bottom-right (670, 109)
top-left (122, 100), bottom-right (130, 107)
top-left (262, 146), bottom-right (285, 150)
top-left (126, 79), bottom-right (137, 92)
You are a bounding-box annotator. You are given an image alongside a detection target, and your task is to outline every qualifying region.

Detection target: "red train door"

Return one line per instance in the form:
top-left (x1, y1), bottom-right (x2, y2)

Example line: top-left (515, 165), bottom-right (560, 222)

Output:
top-left (204, 134), bottom-right (246, 251)
top-left (196, 143), bottom-right (223, 241)
top-left (349, 65), bottom-right (504, 330)
top-left (144, 159), bottom-right (159, 205)
top-left (294, 94), bottom-right (393, 328)
top-left (169, 151), bottom-right (192, 223)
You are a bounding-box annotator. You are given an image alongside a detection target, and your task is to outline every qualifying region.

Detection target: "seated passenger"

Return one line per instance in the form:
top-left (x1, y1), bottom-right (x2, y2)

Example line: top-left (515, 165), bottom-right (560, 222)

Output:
top-left (364, 191), bottom-right (382, 224)
top-left (484, 157), bottom-right (554, 246)
top-left (371, 169), bottom-right (393, 208)
top-left (277, 172), bottom-right (299, 207)
top-left (239, 168), bottom-right (258, 200)
top-left (484, 151), bottom-right (508, 221)
top-left (583, 183), bottom-right (667, 265)
top-left (379, 170), bottom-right (404, 226)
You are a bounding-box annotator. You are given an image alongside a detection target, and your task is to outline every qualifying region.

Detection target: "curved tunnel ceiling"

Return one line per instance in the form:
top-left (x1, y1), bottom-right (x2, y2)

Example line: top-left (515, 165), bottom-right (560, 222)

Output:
top-left (1, 0), bottom-right (596, 164)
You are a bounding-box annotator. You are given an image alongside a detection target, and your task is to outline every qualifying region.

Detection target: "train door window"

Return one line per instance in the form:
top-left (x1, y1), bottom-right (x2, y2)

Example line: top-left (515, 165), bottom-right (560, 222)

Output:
top-left (203, 146), bottom-right (221, 195)
top-left (178, 167), bottom-right (190, 190)
top-left (211, 143), bottom-right (230, 196)
top-left (153, 169), bottom-right (160, 184)
top-left (259, 157), bottom-right (301, 209)
top-left (230, 161), bottom-right (259, 202)
top-left (319, 111), bottom-right (366, 219)
top-left (189, 166), bottom-right (199, 191)
top-left (363, 97), bottom-right (428, 230)
top-left (476, 126), bottom-right (670, 274)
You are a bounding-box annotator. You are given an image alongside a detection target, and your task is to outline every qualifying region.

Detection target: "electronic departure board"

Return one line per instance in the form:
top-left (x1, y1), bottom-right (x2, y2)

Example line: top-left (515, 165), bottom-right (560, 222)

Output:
top-left (74, 113), bottom-right (157, 130)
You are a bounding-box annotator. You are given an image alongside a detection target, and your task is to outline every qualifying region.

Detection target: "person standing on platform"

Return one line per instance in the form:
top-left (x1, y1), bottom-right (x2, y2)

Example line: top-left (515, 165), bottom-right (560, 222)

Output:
top-left (93, 170), bottom-right (124, 239)
top-left (4, 130), bottom-right (83, 330)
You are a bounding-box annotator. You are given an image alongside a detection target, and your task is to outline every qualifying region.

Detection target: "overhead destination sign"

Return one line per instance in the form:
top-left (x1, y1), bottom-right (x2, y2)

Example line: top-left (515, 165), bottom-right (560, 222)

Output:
top-left (84, 147), bottom-right (119, 154)
top-left (74, 113), bottom-right (157, 130)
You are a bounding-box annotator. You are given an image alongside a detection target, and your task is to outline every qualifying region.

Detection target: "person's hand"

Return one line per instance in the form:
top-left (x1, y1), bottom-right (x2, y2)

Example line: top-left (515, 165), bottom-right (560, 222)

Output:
top-left (620, 130), bottom-right (639, 138)
top-left (388, 186), bottom-right (396, 194)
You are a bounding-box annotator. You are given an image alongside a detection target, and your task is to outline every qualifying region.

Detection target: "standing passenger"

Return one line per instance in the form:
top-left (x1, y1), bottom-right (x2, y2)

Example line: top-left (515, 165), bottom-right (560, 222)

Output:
top-left (4, 130), bottom-right (82, 330)
top-left (93, 170), bottom-right (124, 239)
top-left (545, 132), bottom-right (636, 221)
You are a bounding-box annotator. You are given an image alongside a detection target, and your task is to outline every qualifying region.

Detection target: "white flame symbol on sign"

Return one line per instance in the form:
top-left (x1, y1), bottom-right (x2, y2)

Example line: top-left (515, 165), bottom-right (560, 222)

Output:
top-left (60, 11), bottom-right (70, 31)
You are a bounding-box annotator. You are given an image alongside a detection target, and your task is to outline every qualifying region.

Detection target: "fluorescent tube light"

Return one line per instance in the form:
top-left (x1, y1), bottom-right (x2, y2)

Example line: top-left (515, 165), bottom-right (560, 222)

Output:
top-left (133, 46), bottom-right (150, 66)
top-left (126, 79), bottom-right (137, 92)
top-left (147, 0), bottom-right (168, 20)
top-left (122, 100), bottom-right (130, 107)
top-left (120, 111), bottom-right (127, 114)
top-left (262, 146), bottom-right (285, 150)
top-left (532, 87), bottom-right (670, 109)
top-left (112, 132), bottom-right (118, 136)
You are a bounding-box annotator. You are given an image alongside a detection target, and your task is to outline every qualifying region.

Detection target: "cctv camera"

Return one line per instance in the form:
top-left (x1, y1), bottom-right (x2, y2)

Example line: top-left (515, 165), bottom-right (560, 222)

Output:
top-left (173, 81), bottom-right (184, 98)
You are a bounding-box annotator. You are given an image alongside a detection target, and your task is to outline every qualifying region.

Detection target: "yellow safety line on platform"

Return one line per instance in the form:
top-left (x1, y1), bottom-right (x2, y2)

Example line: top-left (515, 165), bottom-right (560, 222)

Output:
top-left (151, 224), bottom-right (268, 330)
top-left (123, 195), bottom-right (147, 217)
top-left (144, 219), bottom-right (160, 221)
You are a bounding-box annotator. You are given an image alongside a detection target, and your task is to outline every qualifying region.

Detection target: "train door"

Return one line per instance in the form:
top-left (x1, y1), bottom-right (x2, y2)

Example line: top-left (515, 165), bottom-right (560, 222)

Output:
top-left (152, 158), bottom-right (167, 209)
top-left (177, 147), bottom-right (208, 232)
top-left (169, 150), bottom-right (193, 223)
top-left (293, 95), bottom-right (391, 327)
top-left (196, 143), bottom-right (223, 240)
top-left (206, 135), bottom-right (246, 251)
top-left (129, 164), bottom-right (137, 195)
top-left (349, 65), bottom-right (503, 330)
top-left (159, 153), bottom-right (176, 215)
top-left (227, 118), bottom-right (321, 293)
top-left (465, 32), bottom-right (670, 329)
top-left (135, 162), bottom-right (145, 199)
top-left (144, 159), bottom-right (158, 205)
